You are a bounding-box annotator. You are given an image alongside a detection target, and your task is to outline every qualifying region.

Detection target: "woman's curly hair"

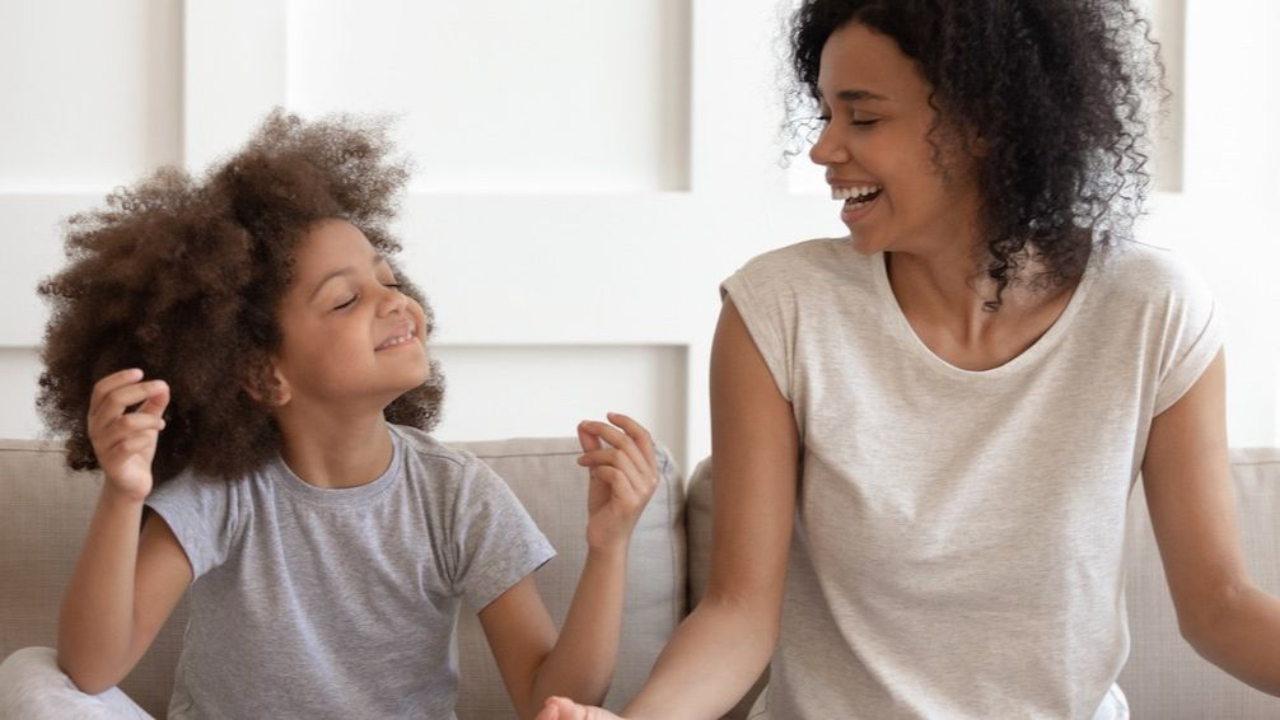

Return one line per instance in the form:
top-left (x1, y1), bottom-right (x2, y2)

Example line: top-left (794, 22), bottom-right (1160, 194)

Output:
top-left (787, 0), bottom-right (1164, 307)
top-left (38, 109), bottom-right (445, 483)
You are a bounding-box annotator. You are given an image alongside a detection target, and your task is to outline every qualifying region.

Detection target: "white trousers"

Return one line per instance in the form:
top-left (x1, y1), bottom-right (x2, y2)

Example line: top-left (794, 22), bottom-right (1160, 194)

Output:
top-left (0, 647), bottom-right (155, 720)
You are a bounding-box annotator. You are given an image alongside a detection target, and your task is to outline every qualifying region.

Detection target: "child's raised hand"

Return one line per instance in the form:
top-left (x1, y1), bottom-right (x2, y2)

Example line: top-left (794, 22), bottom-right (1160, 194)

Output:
top-left (576, 412), bottom-right (659, 552)
top-left (87, 368), bottom-right (170, 502)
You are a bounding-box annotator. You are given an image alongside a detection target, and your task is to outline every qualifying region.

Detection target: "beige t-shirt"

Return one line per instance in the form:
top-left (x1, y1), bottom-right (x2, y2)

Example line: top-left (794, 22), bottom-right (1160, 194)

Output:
top-left (722, 238), bottom-right (1221, 719)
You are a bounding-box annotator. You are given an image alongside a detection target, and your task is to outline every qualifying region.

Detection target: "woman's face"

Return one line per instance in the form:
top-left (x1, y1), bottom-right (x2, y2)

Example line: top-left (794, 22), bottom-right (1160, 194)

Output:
top-left (810, 22), bottom-right (984, 256)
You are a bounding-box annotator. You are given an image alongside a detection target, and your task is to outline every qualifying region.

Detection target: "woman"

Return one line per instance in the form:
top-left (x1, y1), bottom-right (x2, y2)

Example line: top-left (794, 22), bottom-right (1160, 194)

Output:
top-left (540, 1), bottom-right (1280, 718)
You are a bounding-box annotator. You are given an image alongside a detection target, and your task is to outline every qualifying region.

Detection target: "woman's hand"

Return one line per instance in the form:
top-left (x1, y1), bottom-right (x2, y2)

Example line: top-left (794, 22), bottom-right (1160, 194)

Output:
top-left (576, 412), bottom-right (659, 552)
top-left (537, 696), bottom-right (626, 720)
top-left (87, 368), bottom-right (170, 501)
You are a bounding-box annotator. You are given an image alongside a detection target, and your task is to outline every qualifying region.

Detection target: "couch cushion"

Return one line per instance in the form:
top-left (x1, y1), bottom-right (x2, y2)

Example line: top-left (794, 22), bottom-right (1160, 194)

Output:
top-left (0, 440), bottom-right (187, 717)
top-left (454, 437), bottom-right (687, 718)
top-left (1120, 447), bottom-right (1280, 717)
top-left (0, 436), bottom-right (687, 719)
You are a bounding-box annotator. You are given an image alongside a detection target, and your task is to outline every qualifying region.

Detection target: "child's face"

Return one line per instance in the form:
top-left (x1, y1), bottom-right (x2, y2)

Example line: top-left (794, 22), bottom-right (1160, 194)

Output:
top-left (270, 219), bottom-right (431, 412)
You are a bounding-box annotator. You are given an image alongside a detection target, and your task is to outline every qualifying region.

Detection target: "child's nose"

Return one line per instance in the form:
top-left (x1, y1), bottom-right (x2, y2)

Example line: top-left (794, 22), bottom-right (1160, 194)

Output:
top-left (378, 285), bottom-right (408, 316)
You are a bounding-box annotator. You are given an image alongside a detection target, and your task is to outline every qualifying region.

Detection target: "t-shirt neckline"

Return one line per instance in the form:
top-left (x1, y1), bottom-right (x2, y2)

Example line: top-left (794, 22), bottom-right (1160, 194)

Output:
top-left (272, 427), bottom-right (403, 506)
top-left (869, 247), bottom-right (1096, 379)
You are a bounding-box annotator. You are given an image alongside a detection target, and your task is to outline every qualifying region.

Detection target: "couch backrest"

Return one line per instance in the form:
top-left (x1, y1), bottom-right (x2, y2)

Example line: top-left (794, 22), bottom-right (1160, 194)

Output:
top-left (0, 438), bottom-right (688, 719)
top-left (684, 449), bottom-right (1280, 719)
top-left (1120, 447), bottom-right (1280, 718)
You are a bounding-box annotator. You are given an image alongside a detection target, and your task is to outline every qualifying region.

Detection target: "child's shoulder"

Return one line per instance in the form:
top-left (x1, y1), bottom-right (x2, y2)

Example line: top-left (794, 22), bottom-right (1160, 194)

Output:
top-left (388, 424), bottom-right (493, 487)
top-left (388, 424), bottom-right (528, 513)
top-left (391, 422), bottom-right (474, 463)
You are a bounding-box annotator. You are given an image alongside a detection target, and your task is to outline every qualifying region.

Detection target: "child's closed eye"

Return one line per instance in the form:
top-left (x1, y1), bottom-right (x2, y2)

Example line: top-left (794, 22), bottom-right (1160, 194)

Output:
top-left (334, 295), bottom-right (358, 311)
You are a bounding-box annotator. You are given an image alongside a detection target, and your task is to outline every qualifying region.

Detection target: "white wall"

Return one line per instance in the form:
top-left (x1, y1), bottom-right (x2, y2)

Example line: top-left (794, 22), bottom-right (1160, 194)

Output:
top-left (2, 0), bottom-right (1278, 473)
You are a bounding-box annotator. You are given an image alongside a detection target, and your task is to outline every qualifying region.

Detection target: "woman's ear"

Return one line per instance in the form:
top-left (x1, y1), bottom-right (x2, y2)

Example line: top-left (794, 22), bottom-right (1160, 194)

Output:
top-left (967, 125), bottom-right (989, 158)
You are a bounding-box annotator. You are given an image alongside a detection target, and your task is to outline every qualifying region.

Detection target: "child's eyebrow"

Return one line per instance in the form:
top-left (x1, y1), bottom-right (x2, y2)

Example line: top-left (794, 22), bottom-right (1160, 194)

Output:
top-left (307, 253), bottom-right (390, 302)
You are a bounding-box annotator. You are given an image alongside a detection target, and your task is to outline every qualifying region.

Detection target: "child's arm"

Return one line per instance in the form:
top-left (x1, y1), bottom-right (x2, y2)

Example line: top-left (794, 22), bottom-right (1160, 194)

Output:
top-left (478, 413), bottom-right (659, 719)
top-left (57, 369), bottom-right (193, 693)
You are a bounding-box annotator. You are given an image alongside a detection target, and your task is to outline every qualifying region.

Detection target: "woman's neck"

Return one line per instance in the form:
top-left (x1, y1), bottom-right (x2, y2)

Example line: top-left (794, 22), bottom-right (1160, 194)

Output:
top-left (885, 244), bottom-right (1080, 371)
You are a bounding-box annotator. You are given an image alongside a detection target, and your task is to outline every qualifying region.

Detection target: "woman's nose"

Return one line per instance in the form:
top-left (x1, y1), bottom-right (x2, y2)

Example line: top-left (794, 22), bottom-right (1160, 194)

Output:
top-left (809, 123), bottom-right (849, 166)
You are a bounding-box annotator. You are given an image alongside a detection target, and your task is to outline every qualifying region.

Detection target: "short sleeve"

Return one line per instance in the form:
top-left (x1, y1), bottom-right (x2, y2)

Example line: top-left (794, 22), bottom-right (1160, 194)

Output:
top-left (721, 259), bottom-right (796, 402)
top-left (449, 458), bottom-right (555, 611)
top-left (1152, 257), bottom-right (1224, 415)
top-left (145, 472), bottom-right (240, 579)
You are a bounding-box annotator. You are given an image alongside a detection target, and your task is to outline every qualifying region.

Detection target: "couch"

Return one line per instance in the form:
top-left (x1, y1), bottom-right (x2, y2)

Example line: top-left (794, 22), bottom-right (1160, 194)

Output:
top-left (3, 437), bottom-right (1280, 718)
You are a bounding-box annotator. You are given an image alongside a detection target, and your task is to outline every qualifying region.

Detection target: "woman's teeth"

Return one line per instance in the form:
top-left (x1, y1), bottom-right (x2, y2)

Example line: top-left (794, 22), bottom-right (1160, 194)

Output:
top-left (832, 185), bottom-right (883, 207)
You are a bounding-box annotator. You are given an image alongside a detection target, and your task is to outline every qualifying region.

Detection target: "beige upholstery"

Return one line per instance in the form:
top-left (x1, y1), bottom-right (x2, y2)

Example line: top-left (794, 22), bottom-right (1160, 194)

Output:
top-left (6, 438), bottom-right (1280, 718)
top-left (685, 449), bottom-right (1280, 719)
top-left (1118, 448), bottom-right (1280, 718)
top-left (0, 438), bottom-right (686, 719)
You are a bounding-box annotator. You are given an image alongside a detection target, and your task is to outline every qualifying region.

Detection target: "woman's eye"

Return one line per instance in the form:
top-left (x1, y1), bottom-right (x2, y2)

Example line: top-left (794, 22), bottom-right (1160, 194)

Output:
top-left (334, 295), bottom-right (358, 311)
top-left (852, 116), bottom-right (879, 127)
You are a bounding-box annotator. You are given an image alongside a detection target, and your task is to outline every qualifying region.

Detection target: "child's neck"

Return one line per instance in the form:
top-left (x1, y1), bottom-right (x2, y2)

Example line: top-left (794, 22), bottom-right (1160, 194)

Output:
top-left (275, 409), bottom-right (395, 490)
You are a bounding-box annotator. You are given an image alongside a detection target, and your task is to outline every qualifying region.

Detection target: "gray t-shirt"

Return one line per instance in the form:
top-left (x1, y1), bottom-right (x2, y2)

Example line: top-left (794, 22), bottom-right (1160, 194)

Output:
top-left (722, 239), bottom-right (1221, 719)
top-left (146, 424), bottom-right (555, 720)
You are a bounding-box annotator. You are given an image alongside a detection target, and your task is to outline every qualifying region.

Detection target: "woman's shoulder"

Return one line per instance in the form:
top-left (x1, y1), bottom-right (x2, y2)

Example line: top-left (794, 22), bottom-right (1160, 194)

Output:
top-left (1092, 240), bottom-right (1214, 307)
top-left (736, 236), bottom-right (857, 275)
top-left (726, 236), bottom-right (874, 296)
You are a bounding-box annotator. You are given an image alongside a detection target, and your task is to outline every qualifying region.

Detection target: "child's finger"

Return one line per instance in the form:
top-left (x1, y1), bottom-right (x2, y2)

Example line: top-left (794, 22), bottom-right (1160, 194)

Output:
top-left (605, 411), bottom-right (658, 474)
top-left (88, 368), bottom-right (145, 419)
top-left (580, 420), bottom-right (650, 482)
top-left (577, 447), bottom-right (642, 487)
top-left (111, 412), bottom-right (167, 435)
top-left (136, 380), bottom-right (170, 417)
top-left (109, 430), bottom-right (159, 459)
top-left (89, 381), bottom-right (168, 435)
top-left (577, 421), bottom-right (603, 454)
top-left (590, 466), bottom-right (639, 507)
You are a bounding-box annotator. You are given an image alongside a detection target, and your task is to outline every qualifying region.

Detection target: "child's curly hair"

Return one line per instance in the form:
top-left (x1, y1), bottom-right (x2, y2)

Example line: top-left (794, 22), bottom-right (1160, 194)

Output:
top-left (37, 109), bottom-right (445, 483)
top-left (787, 0), bottom-right (1164, 308)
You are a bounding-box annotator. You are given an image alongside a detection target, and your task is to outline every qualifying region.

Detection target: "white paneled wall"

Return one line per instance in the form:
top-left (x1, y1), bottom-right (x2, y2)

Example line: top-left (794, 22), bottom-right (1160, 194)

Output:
top-left (2, 0), bottom-right (1279, 474)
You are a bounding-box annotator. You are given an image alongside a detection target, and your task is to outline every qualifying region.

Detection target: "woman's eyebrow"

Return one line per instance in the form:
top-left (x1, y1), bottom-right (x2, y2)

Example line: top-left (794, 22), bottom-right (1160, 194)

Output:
top-left (835, 88), bottom-right (890, 102)
top-left (817, 87), bottom-right (890, 103)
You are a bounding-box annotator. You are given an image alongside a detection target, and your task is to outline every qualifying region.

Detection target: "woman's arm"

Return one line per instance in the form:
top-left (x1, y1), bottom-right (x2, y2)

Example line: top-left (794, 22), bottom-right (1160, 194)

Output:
top-left (57, 370), bottom-right (193, 693)
top-left (481, 414), bottom-right (659, 719)
top-left (1143, 350), bottom-right (1280, 695)
top-left (538, 299), bottom-right (800, 720)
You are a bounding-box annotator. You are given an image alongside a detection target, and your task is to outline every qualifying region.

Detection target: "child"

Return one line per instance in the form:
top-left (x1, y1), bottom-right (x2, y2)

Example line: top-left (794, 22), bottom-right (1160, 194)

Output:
top-left (1, 110), bottom-right (659, 719)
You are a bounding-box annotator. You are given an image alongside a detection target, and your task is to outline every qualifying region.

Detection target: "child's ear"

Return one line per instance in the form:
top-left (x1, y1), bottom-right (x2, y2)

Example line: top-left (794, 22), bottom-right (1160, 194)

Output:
top-left (242, 357), bottom-right (292, 407)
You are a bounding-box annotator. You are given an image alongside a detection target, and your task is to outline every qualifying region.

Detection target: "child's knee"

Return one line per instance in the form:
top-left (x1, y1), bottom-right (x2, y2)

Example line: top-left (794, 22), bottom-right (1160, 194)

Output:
top-left (0, 647), bottom-right (108, 717)
top-left (0, 646), bottom-right (60, 684)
